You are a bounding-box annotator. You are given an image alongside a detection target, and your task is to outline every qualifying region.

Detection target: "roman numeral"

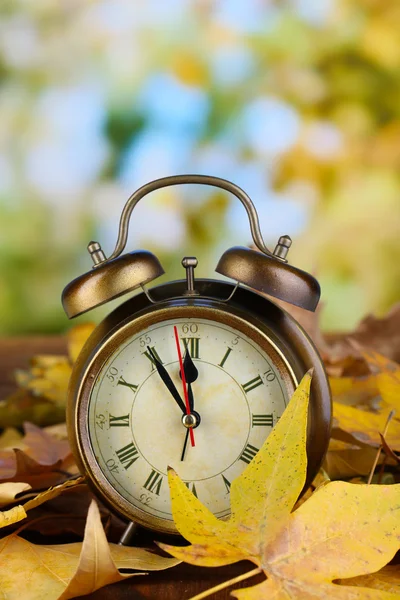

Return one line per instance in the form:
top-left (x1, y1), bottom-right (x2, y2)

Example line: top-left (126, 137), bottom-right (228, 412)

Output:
top-left (144, 469), bottom-right (163, 495)
top-left (117, 377), bottom-right (138, 394)
top-left (182, 337), bottom-right (200, 359)
top-left (242, 375), bottom-right (264, 394)
top-left (143, 346), bottom-right (162, 370)
top-left (184, 481), bottom-right (198, 498)
top-left (116, 442), bottom-right (139, 469)
top-left (252, 414), bottom-right (274, 427)
top-left (218, 347), bottom-right (232, 368)
top-left (222, 474), bottom-right (231, 493)
top-left (240, 443), bottom-right (259, 464)
top-left (109, 414), bottom-right (130, 427)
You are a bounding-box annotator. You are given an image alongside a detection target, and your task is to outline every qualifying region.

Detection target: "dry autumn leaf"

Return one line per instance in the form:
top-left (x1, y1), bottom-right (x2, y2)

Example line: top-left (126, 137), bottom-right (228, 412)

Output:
top-left (271, 298), bottom-right (332, 361)
top-left (0, 482), bottom-right (31, 529)
top-left (20, 421), bottom-right (70, 464)
top-left (11, 473), bottom-right (126, 541)
top-left (67, 323), bottom-right (96, 363)
top-left (0, 427), bottom-right (23, 449)
top-left (332, 349), bottom-right (400, 450)
top-left (43, 422), bottom-right (69, 441)
top-left (360, 348), bottom-right (400, 410)
top-left (346, 304), bottom-right (400, 365)
top-left (0, 481), bottom-right (30, 507)
top-left (0, 422), bottom-right (73, 486)
top-left (13, 483), bottom-right (98, 539)
top-left (0, 499), bottom-right (179, 600)
top-left (160, 372), bottom-right (400, 599)
top-left (0, 505), bottom-right (27, 529)
top-left (274, 300), bottom-right (400, 377)
top-left (0, 324), bottom-right (95, 429)
top-left (333, 403), bottom-right (400, 450)
top-left (379, 433), bottom-right (400, 465)
top-left (0, 389), bottom-right (66, 429)
top-left (12, 323), bottom-right (95, 407)
top-left (23, 476), bottom-right (85, 512)
top-left (338, 565), bottom-right (400, 594)
top-left (323, 438), bottom-right (385, 480)
top-left (16, 356), bottom-right (71, 406)
top-left (0, 450), bottom-right (67, 487)
top-left (329, 373), bottom-right (380, 408)
top-left (0, 477), bottom-right (84, 530)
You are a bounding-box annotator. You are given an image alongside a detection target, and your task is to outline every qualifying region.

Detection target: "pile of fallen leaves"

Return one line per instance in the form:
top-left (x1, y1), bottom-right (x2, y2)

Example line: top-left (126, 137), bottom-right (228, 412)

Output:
top-left (0, 305), bottom-right (399, 599)
top-left (0, 325), bottom-right (179, 599)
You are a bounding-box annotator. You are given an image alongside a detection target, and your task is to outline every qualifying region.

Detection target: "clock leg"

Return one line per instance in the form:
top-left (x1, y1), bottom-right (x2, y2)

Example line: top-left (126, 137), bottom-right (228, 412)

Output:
top-left (118, 521), bottom-right (138, 545)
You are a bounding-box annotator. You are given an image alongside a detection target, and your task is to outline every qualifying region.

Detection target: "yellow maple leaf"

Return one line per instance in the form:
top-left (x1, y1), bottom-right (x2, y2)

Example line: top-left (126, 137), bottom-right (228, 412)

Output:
top-left (0, 500), bottom-right (179, 600)
top-left (160, 372), bottom-right (400, 599)
top-left (161, 372), bottom-right (311, 568)
top-left (14, 323), bottom-right (95, 406)
top-left (332, 349), bottom-right (400, 450)
top-left (329, 373), bottom-right (379, 406)
top-left (323, 438), bottom-right (383, 480)
top-left (361, 349), bottom-right (400, 410)
top-left (333, 402), bottom-right (400, 450)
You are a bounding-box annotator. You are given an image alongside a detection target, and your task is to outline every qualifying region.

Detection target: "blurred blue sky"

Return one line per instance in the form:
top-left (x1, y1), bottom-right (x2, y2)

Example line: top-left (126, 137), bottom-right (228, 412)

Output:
top-left (8, 0), bottom-right (390, 334)
top-left (0, 0), bottom-right (336, 250)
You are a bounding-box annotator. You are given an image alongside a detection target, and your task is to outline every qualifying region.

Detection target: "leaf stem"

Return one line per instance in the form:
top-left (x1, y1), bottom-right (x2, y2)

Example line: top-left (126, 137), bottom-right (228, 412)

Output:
top-left (367, 410), bottom-right (395, 485)
top-left (188, 567), bottom-right (262, 600)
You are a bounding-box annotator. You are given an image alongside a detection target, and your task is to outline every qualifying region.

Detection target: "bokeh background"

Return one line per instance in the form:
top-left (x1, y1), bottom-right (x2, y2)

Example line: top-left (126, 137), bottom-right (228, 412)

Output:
top-left (1, 0), bottom-right (399, 336)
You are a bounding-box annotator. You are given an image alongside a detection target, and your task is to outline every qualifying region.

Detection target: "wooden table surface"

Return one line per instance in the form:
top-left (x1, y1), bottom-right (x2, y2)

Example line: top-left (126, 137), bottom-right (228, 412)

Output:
top-left (0, 336), bottom-right (263, 600)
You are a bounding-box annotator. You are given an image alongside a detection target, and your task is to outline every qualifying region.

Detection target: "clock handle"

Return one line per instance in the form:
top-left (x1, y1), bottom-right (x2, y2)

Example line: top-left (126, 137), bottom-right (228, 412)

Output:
top-left (63, 173), bottom-right (321, 317)
top-left (107, 174), bottom-right (275, 262)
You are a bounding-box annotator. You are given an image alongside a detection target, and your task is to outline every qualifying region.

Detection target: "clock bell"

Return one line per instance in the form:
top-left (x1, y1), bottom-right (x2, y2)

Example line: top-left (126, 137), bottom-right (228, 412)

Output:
top-left (62, 174), bottom-right (320, 318)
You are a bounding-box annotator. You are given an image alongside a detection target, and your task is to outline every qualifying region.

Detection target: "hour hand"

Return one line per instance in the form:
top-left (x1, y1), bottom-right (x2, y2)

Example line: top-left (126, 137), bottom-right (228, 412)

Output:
top-left (181, 351), bottom-right (198, 412)
top-left (182, 350), bottom-right (198, 385)
top-left (147, 346), bottom-right (186, 413)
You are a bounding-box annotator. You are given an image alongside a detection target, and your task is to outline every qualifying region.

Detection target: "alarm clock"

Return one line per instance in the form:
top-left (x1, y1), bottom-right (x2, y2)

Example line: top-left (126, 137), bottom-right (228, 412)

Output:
top-left (62, 174), bottom-right (331, 537)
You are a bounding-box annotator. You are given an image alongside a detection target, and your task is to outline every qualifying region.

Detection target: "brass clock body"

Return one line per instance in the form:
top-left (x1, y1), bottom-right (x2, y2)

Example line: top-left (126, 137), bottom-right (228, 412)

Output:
top-left (67, 279), bottom-right (331, 535)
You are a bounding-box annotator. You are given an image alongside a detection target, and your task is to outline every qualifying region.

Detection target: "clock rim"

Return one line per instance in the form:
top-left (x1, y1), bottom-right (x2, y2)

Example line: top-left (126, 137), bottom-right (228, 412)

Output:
top-left (67, 279), bottom-right (331, 535)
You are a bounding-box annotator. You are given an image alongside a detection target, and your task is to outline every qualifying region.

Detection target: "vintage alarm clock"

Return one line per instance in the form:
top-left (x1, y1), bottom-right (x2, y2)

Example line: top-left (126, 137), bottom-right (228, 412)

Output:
top-left (62, 174), bottom-right (331, 538)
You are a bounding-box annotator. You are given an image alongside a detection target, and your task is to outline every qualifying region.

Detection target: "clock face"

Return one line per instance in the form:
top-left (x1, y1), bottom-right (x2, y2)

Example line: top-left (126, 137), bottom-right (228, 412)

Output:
top-left (87, 316), bottom-right (295, 530)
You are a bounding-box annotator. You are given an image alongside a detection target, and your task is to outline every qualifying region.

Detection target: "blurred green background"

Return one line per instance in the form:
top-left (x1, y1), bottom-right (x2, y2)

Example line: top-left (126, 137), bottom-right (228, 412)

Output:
top-left (1, 0), bottom-right (399, 335)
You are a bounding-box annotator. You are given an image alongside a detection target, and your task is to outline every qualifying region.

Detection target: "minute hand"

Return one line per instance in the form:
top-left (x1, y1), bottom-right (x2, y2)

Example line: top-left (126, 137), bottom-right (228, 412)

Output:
top-left (147, 346), bottom-right (186, 413)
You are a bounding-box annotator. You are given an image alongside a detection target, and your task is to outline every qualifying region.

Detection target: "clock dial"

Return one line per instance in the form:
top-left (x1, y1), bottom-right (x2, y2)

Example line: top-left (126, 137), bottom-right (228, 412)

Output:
top-left (88, 317), bottom-right (295, 525)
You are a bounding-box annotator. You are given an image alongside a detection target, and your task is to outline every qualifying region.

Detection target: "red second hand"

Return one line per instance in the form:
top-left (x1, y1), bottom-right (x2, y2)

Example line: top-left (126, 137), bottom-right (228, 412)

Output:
top-left (173, 326), bottom-right (195, 448)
